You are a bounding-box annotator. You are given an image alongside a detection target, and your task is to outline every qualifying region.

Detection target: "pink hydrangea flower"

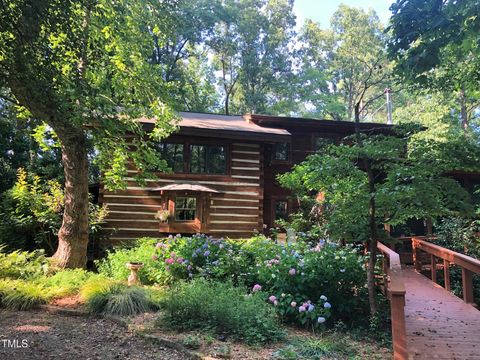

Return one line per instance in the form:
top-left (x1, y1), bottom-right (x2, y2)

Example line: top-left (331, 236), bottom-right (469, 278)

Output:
top-left (290, 301), bottom-right (297, 307)
top-left (177, 257), bottom-right (184, 263)
top-left (289, 268), bottom-right (296, 276)
top-left (268, 295), bottom-right (277, 303)
top-left (252, 284), bottom-right (262, 292)
top-left (299, 306), bottom-right (306, 313)
top-left (165, 258), bottom-right (174, 265)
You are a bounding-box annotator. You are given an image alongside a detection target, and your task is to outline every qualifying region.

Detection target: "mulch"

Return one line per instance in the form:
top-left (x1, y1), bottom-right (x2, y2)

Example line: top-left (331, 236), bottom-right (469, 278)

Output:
top-left (0, 309), bottom-right (188, 360)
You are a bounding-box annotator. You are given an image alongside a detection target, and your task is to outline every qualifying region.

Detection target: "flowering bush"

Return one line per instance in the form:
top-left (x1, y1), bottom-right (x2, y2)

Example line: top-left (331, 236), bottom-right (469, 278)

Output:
top-left (99, 234), bottom-right (368, 326)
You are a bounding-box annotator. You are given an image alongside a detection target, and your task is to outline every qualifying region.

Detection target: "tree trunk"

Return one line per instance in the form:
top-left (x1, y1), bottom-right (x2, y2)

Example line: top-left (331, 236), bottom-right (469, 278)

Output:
top-left (52, 126), bottom-right (89, 268)
top-left (355, 102), bottom-right (378, 316)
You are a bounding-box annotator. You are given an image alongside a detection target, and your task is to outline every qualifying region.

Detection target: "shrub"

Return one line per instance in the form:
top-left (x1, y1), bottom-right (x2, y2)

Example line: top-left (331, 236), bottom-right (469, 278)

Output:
top-left (158, 280), bottom-right (284, 345)
top-left (0, 279), bottom-right (49, 310)
top-left (37, 268), bottom-right (92, 298)
top-left (96, 238), bottom-right (164, 285)
top-left (0, 245), bottom-right (49, 279)
top-left (83, 281), bottom-right (152, 316)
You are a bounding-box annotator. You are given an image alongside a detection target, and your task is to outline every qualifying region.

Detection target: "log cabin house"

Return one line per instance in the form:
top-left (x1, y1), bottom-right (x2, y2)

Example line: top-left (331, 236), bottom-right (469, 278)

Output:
top-left (99, 112), bottom-right (392, 242)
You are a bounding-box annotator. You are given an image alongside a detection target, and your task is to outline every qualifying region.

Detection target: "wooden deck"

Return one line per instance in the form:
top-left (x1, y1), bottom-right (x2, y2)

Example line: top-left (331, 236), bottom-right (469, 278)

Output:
top-left (403, 268), bottom-right (480, 359)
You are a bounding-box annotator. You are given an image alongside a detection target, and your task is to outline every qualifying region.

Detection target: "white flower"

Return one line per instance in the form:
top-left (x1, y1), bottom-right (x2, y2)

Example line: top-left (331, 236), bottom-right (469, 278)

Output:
top-left (324, 302), bottom-right (331, 309)
top-left (317, 316), bottom-right (326, 324)
top-left (340, 268), bottom-right (346, 273)
top-left (320, 295), bottom-right (327, 301)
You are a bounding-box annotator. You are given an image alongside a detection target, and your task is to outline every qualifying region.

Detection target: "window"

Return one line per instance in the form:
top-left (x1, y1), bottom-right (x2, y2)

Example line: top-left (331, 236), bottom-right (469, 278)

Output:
top-left (314, 137), bottom-right (334, 152)
top-left (273, 142), bottom-right (289, 161)
top-left (156, 143), bottom-right (184, 172)
top-left (175, 197), bottom-right (196, 221)
top-left (190, 145), bottom-right (226, 174)
top-left (275, 200), bottom-right (288, 222)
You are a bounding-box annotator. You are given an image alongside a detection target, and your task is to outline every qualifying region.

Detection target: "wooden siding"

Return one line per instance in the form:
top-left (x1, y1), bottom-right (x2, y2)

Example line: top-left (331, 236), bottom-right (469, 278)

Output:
top-left (100, 141), bottom-right (263, 241)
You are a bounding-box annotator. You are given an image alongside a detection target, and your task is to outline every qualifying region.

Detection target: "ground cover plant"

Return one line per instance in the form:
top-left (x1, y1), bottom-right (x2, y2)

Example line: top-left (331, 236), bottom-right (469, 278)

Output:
top-left (158, 279), bottom-right (285, 345)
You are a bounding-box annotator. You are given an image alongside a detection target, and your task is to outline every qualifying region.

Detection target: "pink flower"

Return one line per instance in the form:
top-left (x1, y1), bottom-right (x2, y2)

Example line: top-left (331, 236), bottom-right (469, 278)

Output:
top-left (268, 295), bottom-right (277, 303)
top-left (290, 301), bottom-right (297, 307)
top-left (299, 306), bottom-right (306, 313)
top-left (177, 257), bottom-right (184, 263)
top-left (155, 242), bottom-right (165, 249)
top-left (252, 284), bottom-right (262, 292)
top-left (165, 258), bottom-right (174, 265)
top-left (273, 300), bottom-right (278, 306)
top-left (289, 268), bottom-right (296, 276)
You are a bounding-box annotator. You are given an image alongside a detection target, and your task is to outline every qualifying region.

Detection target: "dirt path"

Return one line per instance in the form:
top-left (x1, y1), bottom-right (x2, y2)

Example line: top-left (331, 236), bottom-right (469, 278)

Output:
top-left (0, 310), bottom-right (187, 360)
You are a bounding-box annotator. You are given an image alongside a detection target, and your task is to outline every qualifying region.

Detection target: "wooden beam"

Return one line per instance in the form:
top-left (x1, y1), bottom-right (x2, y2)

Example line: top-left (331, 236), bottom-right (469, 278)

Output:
top-left (444, 259), bottom-right (451, 292)
top-left (431, 255), bottom-right (437, 283)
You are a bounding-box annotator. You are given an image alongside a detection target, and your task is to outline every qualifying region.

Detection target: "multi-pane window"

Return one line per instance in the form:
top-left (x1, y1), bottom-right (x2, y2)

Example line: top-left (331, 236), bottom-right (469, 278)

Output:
top-left (156, 143), bottom-right (184, 172)
top-left (314, 137), bottom-right (335, 152)
top-left (275, 200), bottom-right (288, 222)
top-left (273, 142), bottom-right (289, 161)
top-left (190, 145), bottom-right (226, 174)
top-left (175, 197), bottom-right (196, 221)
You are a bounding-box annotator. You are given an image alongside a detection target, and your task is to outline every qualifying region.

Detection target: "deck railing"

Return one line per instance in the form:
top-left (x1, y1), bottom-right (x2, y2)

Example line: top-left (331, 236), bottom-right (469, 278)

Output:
top-left (377, 242), bottom-right (407, 360)
top-left (411, 236), bottom-right (480, 305)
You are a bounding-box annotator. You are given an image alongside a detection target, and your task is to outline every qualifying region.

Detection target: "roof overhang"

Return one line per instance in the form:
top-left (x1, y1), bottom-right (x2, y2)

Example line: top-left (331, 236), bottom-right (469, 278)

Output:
top-left (152, 184), bottom-right (220, 193)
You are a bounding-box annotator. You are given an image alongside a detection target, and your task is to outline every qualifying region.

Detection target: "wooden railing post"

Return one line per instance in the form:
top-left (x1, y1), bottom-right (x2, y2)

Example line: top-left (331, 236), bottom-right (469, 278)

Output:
top-left (412, 238), bottom-right (421, 272)
top-left (462, 268), bottom-right (474, 304)
top-left (430, 255), bottom-right (436, 283)
top-left (443, 259), bottom-right (450, 291)
top-left (391, 290), bottom-right (408, 360)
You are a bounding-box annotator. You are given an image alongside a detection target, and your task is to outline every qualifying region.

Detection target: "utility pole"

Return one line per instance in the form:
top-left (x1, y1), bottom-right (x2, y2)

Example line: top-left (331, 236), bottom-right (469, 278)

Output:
top-left (385, 88), bottom-right (393, 125)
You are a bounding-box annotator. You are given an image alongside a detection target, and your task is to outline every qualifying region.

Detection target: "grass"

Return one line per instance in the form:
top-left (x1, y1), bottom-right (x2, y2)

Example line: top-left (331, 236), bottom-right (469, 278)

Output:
top-left (37, 268), bottom-right (92, 298)
top-left (272, 332), bottom-right (391, 360)
top-left (82, 280), bottom-right (152, 316)
top-left (0, 279), bottom-right (50, 310)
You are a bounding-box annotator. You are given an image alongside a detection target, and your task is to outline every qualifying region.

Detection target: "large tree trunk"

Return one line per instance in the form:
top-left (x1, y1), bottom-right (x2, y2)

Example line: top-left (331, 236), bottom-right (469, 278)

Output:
top-left (52, 126), bottom-right (89, 268)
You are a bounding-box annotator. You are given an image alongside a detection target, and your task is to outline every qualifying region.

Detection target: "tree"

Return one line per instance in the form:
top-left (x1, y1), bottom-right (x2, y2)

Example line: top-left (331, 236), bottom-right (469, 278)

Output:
top-left (387, 0), bottom-right (480, 131)
top-left (279, 124), bottom-right (478, 315)
top-left (0, 0), bottom-right (178, 268)
top-left (209, 0), bottom-right (296, 115)
top-left (296, 6), bottom-right (390, 121)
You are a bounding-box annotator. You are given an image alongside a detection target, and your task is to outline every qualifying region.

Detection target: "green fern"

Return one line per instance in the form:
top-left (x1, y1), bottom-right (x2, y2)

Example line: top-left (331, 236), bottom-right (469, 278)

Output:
top-left (0, 279), bottom-right (49, 310)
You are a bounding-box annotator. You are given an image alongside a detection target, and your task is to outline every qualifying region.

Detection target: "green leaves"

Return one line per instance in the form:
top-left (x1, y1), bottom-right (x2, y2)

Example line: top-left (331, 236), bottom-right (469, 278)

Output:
top-left (279, 125), bottom-right (480, 243)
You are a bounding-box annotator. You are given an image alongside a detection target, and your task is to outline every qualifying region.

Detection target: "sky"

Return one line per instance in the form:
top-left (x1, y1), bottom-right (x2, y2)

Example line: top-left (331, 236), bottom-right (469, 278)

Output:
top-left (293, 0), bottom-right (395, 28)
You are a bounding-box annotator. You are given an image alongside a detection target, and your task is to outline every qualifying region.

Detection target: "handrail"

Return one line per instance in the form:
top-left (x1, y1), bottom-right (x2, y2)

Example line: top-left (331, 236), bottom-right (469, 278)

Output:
top-left (411, 236), bottom-right (480, 305)
top-left (377, 242), bottom-right (407, 360)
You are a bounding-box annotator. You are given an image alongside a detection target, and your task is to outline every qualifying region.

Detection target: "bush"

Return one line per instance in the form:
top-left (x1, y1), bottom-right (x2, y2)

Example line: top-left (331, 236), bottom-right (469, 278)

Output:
top-left (0, 279), bottom-right (50, 310)
top-left (158, 280), bottom-right (284, 345)
top-left (0, 245), bottom-right (49, 279)
top-left (37, 268), bottom-right (92, 298)
top-left (96, 238), bottom-right (164, 285)
top-left (82, 280), bottom-right (152, 316)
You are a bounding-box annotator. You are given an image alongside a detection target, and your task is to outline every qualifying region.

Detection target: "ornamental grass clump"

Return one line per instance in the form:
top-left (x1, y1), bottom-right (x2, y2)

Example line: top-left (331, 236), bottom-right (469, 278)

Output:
top-left (0, 279), bottom-right (50, 310)
top-left (158, 279), bottom-right (284, 345)
top-left (83, 281), bottom-right (152, 316)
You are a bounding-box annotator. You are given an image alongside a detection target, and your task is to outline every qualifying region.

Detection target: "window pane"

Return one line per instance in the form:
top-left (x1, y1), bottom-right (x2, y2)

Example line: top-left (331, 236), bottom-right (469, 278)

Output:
top-left (175, 197), bottom-right (196, 221)
top-left (190, 145), bottom-right (206, 173)
top-left (275, 200), bottom-right (288, 221)
top-left (190, 145), bottom-right (226, 174)
top-left (274, 143), bottom-right (289, 161)
top-left (157, 143), bottom-right (184, 172)
top-left (314, 137), bottom-right (334, 152)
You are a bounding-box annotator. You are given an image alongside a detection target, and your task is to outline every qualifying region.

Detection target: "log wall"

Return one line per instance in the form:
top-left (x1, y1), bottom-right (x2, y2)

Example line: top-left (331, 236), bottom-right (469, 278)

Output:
top-left (99, 140), bottom-right (264, 242)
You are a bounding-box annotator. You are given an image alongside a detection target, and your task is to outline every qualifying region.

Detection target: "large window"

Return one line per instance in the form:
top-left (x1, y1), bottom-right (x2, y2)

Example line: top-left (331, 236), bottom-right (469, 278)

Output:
top-left (274, 200), bottom-right (288, 222)
top-left (273, 142), bottom-right (289, 161)
top-left (190, 145), bottom-right (226, 174)
top-left (175, 197), bottom-right (196, 221)
top-left (156, 143), bottom-right (184, 172)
